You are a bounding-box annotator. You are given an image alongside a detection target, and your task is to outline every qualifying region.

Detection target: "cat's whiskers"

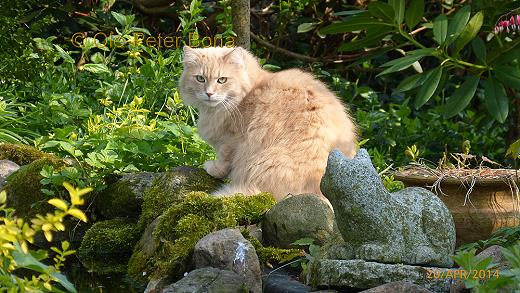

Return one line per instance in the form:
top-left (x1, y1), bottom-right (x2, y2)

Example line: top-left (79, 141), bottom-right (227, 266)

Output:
top-left (221, 98), bottom-right (244, 134)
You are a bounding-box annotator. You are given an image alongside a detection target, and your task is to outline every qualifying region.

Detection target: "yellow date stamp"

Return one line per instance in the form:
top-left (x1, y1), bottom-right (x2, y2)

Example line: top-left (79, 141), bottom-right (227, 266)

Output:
top-left (425, 269), bottom-right (500, 280)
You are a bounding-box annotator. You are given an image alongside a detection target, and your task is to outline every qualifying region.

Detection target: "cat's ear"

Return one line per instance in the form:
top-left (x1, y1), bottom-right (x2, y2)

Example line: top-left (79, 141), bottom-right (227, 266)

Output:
top-left (183, 46), bottom-right (198, 63)
top-left (223, 47), bottom-right (245, 67)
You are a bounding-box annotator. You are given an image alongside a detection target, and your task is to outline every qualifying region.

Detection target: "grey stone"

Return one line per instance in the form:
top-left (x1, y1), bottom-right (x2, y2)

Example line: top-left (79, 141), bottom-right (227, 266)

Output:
top-left (308, 259), bottom-right (454, 293)
top-left (450, 245), bottom-right (512, 293)
top-left (263, 268), bottom-right (313, 293)
top-left (98, 172), bottom-right (159, 219)
top-left (476, 245), bottom-right (511, 271)
top-left (161, 267), bottom-right (249, 293)
top-left (320, 149), bottom-right (456, 267)
top-left (360, 281), bottom-right (433, 293)
top-left (0, 160), bottom-right (19, 190)
top-left (193, 228), bottom-right (261, 293)
top-left (144, 276), bottom-right (172, 293)
top-left (262, 193), bottom-right (337, 248)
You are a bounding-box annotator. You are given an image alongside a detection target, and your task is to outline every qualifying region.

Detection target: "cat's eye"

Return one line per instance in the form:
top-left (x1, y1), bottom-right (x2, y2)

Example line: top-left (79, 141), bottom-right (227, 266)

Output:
top-left (195, 75), bottom-right (206, 83)
top-left (217, 77), bottom-right (228, 84)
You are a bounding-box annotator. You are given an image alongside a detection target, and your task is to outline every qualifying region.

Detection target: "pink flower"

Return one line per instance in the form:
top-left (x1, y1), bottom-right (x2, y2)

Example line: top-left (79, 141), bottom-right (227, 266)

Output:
top-left (494, 13), bottom-right (520, 34)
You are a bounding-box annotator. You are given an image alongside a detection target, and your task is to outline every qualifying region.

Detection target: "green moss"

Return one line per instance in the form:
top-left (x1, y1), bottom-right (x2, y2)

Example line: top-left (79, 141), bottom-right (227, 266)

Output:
top-left (4, 157), bottom-right (64, 217)
top-left (138, 167), bottom-right (222, 230)
top-left (79, 218), bottom-right (141, 274)
top-left (241, 229), bottom-right (304, 264)
top-left (127, 191), bottom-right (276, 286)
top-left (97, 181), bottom-right (140, 219)
top-left (0, 143), bottom-right (57, 166)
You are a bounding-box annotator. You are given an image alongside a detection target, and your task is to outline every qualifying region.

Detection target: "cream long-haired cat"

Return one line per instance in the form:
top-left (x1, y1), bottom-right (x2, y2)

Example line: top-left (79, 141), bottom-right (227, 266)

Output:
top-left (179, 46), bottom-right (357, 201)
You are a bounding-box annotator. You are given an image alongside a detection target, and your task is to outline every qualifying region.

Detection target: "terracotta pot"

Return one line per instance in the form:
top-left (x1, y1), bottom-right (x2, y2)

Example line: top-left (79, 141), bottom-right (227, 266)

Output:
top-left (395, 168), bottom-right (520, 247)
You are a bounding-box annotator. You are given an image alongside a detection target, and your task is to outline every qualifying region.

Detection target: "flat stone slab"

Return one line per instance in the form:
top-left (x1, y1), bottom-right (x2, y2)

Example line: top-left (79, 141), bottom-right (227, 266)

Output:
top-left (308, 259), bottom-right (456, 293)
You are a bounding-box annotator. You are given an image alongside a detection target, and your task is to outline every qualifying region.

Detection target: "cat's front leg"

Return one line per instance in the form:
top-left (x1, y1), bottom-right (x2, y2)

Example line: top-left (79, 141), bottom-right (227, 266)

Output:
top-left (203, 144), bottom-right (233, 179)
top-left (204, 160), bottom-right (231, 179)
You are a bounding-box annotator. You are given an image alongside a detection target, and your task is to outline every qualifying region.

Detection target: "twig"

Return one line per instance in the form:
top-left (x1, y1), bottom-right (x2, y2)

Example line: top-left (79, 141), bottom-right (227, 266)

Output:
top-left (251, 32), bottom-right (383, 68)
top-left (251, 32), bottom-right (319, 62)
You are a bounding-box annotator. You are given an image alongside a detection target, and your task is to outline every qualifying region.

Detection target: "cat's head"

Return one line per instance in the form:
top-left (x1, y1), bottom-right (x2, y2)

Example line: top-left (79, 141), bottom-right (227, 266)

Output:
top-left (179, 46), bottom-right (253, 109)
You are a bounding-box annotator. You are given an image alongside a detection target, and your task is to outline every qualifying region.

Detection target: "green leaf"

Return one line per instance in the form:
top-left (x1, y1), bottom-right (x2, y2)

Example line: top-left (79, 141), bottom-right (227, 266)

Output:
top-left (292, 238), bottom-right (315, 246)
top-left (433, 15), bottom-right (448, 45)
top-left (378, 55), bottom-right (424, 76)
top-left (444, 76), bottom-right (480, 118)
top-left (83, 63), bottom-right (111, 74)
top-left (453, 11), bottom-right (484, 55)
top-left (53, 45), bottom-right (74, 64)
top-left (446, 6), bottom-right (471, 45)
top-left (396, 73), bottom-right (422, 92)
top-left (338, 27), bottom-right (393, 52)
top-left (379, 48), bottom-right (435, 76)
top-left (506, 139), bottom-right (520, 159)
top-left (484, 79), bottom-right (509, 123)
top-left (388, 0), bottom-right (405, 24)
top-left (405, 0), bottom-right (424, 29)
top-left (111, 11), bottom-right (129, 27)
top-left (415, 66), bottom-right (443, 108)
top-left (297, 22), bottom-right (317, 33)
top-left (471, 37), bottom-right (486, 63)
top-left (320, 14), bottom-right (389, 34)
top-left (367, 2), bottom-right (395, 22)
top-left (495, 66), bottom-right (520, 90)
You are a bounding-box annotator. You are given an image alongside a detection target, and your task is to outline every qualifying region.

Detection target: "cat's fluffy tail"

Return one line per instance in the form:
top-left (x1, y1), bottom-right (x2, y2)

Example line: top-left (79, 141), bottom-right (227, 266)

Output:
top-left (211, 184), bottom-right (262, 197)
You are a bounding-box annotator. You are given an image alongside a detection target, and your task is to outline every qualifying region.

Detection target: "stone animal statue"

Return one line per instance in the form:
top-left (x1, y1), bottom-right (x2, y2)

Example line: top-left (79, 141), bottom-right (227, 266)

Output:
top-left (320, 149), bottom-right (456, 268)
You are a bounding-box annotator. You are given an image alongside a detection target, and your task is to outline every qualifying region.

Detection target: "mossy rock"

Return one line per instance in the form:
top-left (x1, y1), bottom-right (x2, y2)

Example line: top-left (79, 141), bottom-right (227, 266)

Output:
top-left (79, 218), bottom-right (141, 274)
top-left (0, 143), bottom-right (58, 166)
top-left (127, 191), bottom-right (276, 289)
top-left (4, 157), bottom-right (64, 218)
top-left (138, 166), bottom-right (222, 230)
top-left (96, 172), bottom-right (158, 219)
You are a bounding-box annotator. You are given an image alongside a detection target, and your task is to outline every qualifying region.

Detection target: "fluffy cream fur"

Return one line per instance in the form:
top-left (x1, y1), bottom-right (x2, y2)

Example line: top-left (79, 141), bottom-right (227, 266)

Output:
top-left (179, 46), bottom-right (357, 201)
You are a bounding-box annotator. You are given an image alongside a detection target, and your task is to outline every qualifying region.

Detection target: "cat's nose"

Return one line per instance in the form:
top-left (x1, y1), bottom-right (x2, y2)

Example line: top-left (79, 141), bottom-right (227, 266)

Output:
top-left (206, 92), bottom-right (214, 97)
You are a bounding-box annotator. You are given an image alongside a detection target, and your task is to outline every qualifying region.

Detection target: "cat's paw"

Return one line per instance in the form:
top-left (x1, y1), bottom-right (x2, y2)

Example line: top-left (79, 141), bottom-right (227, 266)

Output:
top-left (203, 160), bottom-right (230, 179)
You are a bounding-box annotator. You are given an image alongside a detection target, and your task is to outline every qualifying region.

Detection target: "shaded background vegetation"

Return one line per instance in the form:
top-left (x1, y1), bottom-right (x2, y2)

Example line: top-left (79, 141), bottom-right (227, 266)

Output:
top-left (0, 0), bottom-right (517, 178)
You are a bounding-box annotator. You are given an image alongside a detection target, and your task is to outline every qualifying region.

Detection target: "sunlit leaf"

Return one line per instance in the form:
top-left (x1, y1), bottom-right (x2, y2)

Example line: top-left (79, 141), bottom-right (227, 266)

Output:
top-left (453, 11), bottom-right (484, 54)
top-left (48, 199), bottom-right (68, 211)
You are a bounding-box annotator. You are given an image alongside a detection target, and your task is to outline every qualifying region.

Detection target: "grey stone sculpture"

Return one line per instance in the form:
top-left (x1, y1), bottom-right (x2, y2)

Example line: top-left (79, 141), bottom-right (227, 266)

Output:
top-left (320, 149), bottom-right (456, 268)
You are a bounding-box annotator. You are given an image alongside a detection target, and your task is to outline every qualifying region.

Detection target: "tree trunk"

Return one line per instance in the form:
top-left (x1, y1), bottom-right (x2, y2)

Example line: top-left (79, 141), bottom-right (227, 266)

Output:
top-left (231, 0), bottom-right (250, 49)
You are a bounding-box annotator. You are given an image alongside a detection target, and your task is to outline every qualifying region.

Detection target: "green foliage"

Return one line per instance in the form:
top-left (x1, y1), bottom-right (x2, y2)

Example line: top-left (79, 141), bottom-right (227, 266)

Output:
top-left (0, 143), bottom-right (58, 166)
top-left (130, 191), bottom-right (276, 282)
top-left (458, 225), bottom-right (520, 253)
top-left (320, 1), bottom-right (520, 122)
top-left (78, 218), bottom-right (140, 274)
top-left (290, 238), bottom-right (321, 275)
top-left (242, 230), bottom-right (304, 265)
top-left (453, 243), bottom-right (520, 292)
top-left (0, 183), bottom-right (90, 292)
top-left (323, 73), bottom-right (508, 167)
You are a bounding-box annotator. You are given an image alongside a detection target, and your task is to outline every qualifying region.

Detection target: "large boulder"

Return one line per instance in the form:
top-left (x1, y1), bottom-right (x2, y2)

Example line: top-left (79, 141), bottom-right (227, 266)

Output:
top-left (128, 192), bottom-right (276, 290)
top-left (138, 166), bottom-right (223, 229)
top-left (0, 160), bottom-right (19, 190)
top-left (79, 218), bottom-right (141, 274)
top-left (308, 259), bottom-right (454, 293)
top-left (320, 149), bottom-right (456, 267)
top-left (96, 172), bottom-right (160, 219)
top-left (193, 228), bottom-right (262, 293)
top-left (262, 194), bottom-right (337, 248)
top-left (3, 157), bottom-right (64, 218)
top-left (359, 281), bottom-right (433, 293)
top-left (0, 143), bottom-right (57, 166)
top-left (161, 267), bottom-right (249, 293)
